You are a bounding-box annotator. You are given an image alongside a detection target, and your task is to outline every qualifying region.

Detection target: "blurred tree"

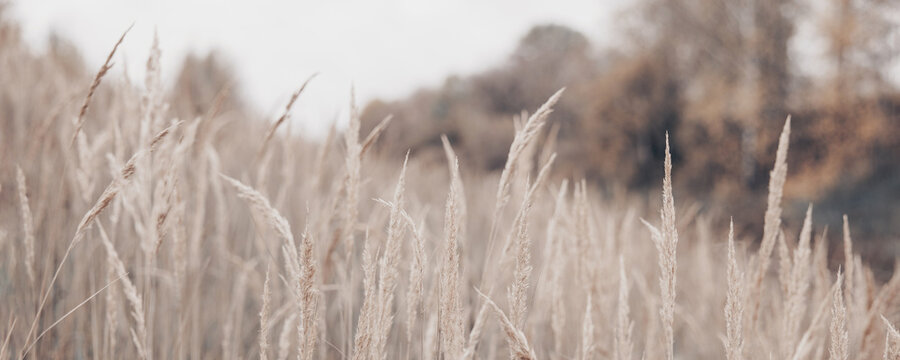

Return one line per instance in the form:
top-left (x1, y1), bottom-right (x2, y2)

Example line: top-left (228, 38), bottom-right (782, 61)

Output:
top-left (171, 52), bottom-right (245, 119)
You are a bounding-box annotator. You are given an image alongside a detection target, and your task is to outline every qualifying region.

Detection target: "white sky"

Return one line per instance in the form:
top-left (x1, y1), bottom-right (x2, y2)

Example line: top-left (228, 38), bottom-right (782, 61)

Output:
top-left (9, 0), bottom-right (630, 137)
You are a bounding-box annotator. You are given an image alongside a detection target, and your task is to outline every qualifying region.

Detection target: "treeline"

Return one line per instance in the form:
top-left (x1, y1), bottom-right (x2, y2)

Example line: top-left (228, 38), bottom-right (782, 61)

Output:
top-left (359, 0), bottom-right (900, 245)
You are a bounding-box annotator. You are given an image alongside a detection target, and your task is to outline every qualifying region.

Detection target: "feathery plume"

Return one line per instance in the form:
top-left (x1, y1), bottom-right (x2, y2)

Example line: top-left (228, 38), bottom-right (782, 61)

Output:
top-left (98, 223), bottom-right (150, 360)
top-left (260, 266), bottom-right (272, 360)
top-left (842, 215), bottom-right (854, 311)
top-left (277, 314), bottom-right (297, 360)
top-left (831, 272), bottom-right (848, 360)
top-left (440, 155), bottom-right (465, 359)
top-left (476, 289), bottom-right (537, 360)
top-left (71, 24), bottom-right (132, 146)
top-left (372, 155), bottom-right (410, 359)
top-left (784, 205), bottom-right (813, 356)
top-left (582, 293), bottom-right (595, 360)
top-left (615, 258), bottom-right (634, 360)
top-left (258, 73), bottom-right (318, 159)
top-left (724, 219), bottom-right (743, 360)
top-left (16, 166), bottom-right (35, 285)
top-left (882, 316), bottom-right (900, 360)
top-left (406, 218), bottom-right (426, 346)
top-left (655, 132), bottom-right (678, 360)
top-left (750, 116), bottom-right (791, 325)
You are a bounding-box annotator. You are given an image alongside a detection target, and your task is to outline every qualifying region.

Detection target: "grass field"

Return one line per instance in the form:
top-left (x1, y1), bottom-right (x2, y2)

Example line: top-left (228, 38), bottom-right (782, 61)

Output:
top-left (2, 20), bottom-right (900, 360)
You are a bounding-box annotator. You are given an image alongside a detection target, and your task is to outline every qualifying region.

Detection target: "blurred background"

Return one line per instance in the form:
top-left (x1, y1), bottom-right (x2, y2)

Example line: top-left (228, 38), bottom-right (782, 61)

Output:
top-left (3, 0), bottom-right (900, 262)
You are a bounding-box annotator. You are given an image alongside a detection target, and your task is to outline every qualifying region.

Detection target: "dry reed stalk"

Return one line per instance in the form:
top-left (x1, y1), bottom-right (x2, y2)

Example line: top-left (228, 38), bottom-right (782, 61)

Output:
top-left (783, 205), bottom-right (813, 356)
top-left (441, 135), bottom-right (467, 236)
top-left (615, 258), bottom-right (634, 360)
top-left (71, 24), bottom-right (132, 146)
top-left (343, 88), bottom-right (363, 259)
top-left (582, 293), bottom-right (594, 360)
top-left (778, 230), bottom-right (791, 296)
top-left (353, 229), bottom-right (379, 360)
top-left (859, 266), bottom-right (900, 358)
top-left (343, 90), bottom-right (365, 358)
top-left (656, 133), bottom-right (678, 360)
top-left (15, 166), bottom-right (35, 285)
top-left (792, 277), bottom-right (842, 360)
top-left (814, 228), bottom-right (832, 309)
top-left (440, 155), bottom-right (465, 359)
top-left (405, 215), bottom-right (426, 349)
top-left (311, 124), bottom-right (336, 192)
top-left (501, 154), bottom-right (556, 260)
top-left (750, 116), bottom-right (791, 326)
top-left (361, 115), bottom-right (394, 156)
top-left (151, 154), bottom-right (179, 255)
top-left (21, 121), bottom-right (178, 357)
top-left (258, 73), bottom-right (318, 159)
top-left (882, 316), bottom-right (900, 359)
top-left (20, 272), bottom-right (126, 359)
top-left (105, 244), bottom-right (121, 358)
top-left (548, 181), bottom-right (569, 356)
top-left (221, 174), bottom-right (319, 359)
top-left (260, 266), bottom-right (273, 360)
top-left (297, 227), bottom-right (319, 360)
top-left (1, 319), bottom-right (14, 360)
top-left (831, 273), bottom-right (848, 360)
top-left (489, 88), bottom-right (564, 244)
top-left (463, 90), bottom-right (563, 359)
top-left (476, 289), bottom-right (537, 360)
top-left (724, 219), bottom-right (743, 360)
top-left (842, 215), bottom-right (854, 313)
top-left (575, 181), bottom-right (595, 293)
top-left (98, 223), bottom-right (150, 360)
top-left (507, 156), bottom-right (556, 331)
top-left (278, 314), bottom-right (297, 360)
top-left (220, 174), bottom-right (295, 247)
top-left (372, 155), bottom-right (410, 359)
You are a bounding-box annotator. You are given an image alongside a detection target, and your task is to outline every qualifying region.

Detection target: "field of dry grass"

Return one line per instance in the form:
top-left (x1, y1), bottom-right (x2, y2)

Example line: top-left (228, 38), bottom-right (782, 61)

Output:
top-left (2, 20), bottom-right (900, 360)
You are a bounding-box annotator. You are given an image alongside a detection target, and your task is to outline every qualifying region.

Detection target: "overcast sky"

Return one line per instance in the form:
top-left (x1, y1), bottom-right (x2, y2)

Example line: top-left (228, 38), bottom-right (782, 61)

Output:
top-left (9, 0), bottom-right (630, 137)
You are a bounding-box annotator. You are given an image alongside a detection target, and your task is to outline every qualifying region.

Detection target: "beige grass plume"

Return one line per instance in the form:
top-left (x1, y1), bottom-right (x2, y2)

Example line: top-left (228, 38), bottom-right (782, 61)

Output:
top-left (71, 24), bottom-right (132, 146)
top-left (647, 132), bottom-right (678, 360)
top-left (405, 216), bottom-right (426, 348)
top-left (507, 154), bottom-right (556, 331)
top-left (582, 293), bottom-right (595, 360)
top-left (21, 121), bottom-right (179, 356)
top-left (220, 175), bottom-right (318, 360)
top-left (15, 166), bottom-right (35, 285)
top-left (258, 73), bottom-right (318, 159)
top-left (615, 257), bottom-right (634, 360)
top-left (372, 154), bottom-right (410, 359)
top-left (440, 155), bottom-right (465, 359)
top-left (750, 116), bottom-right (791, 326)
top-left (464, 89), bottom-right (564, 360)
top-left (724, 219), bottom-right (743, 360)
top-left (831, 272), bottom-right (848, 360)
top-left (476, 289), bottom-right (537, 360)
top-left (882, 316), bottom-right (900, 359)
top-left (98, 223), bottom-right (150, 360)
top-left (260, 265), bottom-right (273, 360)
top-left (783, 205), bottom-right (813, 356)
